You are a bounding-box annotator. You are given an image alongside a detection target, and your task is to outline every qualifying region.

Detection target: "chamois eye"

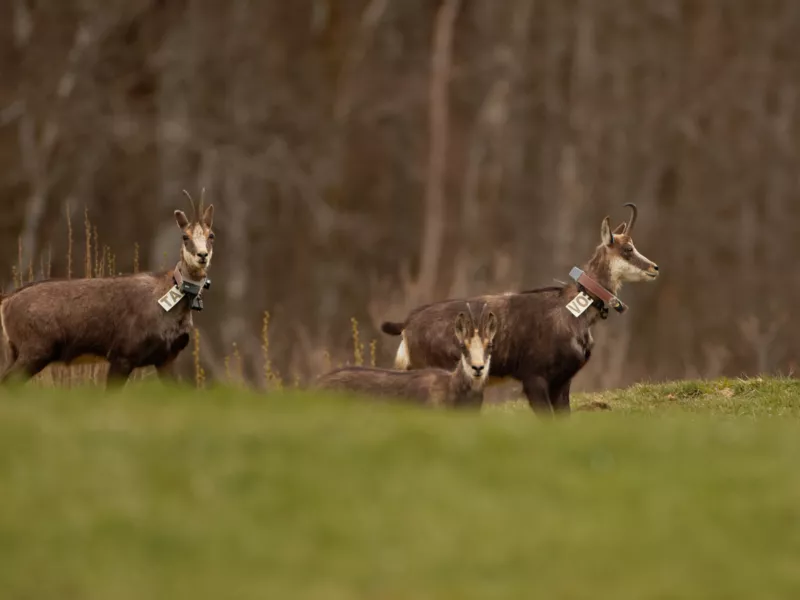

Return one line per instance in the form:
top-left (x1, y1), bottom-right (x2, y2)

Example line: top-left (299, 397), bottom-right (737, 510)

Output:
top-left (182, 234), bottom-right (190, 241)
top-left (208, 232), bottom-right (215, 240)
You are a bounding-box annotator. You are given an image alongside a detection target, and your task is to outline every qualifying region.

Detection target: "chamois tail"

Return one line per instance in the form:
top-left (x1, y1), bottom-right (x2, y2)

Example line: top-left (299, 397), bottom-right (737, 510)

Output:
top-left (381, 321), bottom-right (404, 336)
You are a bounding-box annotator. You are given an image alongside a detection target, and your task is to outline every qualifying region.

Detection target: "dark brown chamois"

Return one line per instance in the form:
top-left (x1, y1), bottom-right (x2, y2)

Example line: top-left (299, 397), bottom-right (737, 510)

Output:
top-left (0, 190), bottom-right (216, 387)
top-left (380, 204), bottom-right (659, 416)
top-left (317, 305), bottom-right (497, 408)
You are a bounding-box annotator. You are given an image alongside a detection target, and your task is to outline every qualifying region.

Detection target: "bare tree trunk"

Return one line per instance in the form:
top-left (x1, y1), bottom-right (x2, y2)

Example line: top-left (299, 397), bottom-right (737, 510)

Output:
top-left (416, 0), bottom-right (461, 303)
top-left (17, 16), bottom-right (95, 270)
top-left (152, 13), bottom-right (192, 270)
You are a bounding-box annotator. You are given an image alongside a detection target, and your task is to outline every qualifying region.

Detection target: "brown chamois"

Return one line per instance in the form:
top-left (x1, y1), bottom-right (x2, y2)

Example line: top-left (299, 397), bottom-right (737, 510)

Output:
top-left (380, 204), bottom-right (659, 416)
top-left (0, 190), bottom-right (216, 387)
top-left (317, 305), bottom-right (497, 408)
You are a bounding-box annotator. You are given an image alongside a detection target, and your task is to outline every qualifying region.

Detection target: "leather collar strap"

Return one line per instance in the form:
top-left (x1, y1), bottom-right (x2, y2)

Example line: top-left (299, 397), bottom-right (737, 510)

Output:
top-left (173, 262), bottom-right (211, 311)
top-left (569, 267), bottom-right (627, 314)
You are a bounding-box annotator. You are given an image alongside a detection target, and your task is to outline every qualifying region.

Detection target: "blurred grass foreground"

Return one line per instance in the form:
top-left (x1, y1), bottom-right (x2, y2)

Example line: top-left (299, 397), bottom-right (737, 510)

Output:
top-left (1, 378), bottom-right (800, 599)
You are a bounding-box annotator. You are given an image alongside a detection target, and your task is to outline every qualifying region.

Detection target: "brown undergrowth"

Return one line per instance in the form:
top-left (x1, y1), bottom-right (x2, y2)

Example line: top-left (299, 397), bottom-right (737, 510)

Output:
top-left (2, 207), bottom-right (377, 390)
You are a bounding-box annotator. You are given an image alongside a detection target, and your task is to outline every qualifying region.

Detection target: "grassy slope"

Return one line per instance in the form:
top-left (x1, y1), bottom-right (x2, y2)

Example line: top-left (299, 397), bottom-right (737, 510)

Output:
top-left (1, 378), bottom-right (800, 599)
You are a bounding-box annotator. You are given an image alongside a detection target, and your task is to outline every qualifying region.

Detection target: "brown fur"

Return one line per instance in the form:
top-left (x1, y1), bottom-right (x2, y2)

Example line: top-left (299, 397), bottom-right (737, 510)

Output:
top-left (380, 205), bottom-right (659, 416)
top-left (0, 198), bottom-right (216, 387)
top-left (317, 307), bottom-right (497, 408)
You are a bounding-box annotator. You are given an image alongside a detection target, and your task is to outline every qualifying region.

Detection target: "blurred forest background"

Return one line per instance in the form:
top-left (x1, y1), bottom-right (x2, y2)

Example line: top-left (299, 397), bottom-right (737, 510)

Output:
top-left (1, 0), bottom-right (799, 395)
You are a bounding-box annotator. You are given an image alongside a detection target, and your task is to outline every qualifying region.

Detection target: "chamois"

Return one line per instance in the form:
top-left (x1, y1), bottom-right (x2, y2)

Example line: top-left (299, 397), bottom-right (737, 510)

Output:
top-left (0, 190), bottom-right (216, 387)
top-left (380, 204), bottom-right (659, 416)
top-left (317, 305), bottom-right (497, 408)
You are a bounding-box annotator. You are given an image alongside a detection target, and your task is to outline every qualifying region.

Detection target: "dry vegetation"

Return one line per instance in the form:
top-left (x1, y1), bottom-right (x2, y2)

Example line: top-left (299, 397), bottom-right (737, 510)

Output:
top-left (9, 208), bottom-right (378, 390)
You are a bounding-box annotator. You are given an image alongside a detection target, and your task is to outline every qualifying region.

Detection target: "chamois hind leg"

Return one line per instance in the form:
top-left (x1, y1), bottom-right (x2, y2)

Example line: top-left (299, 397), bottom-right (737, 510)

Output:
top-left (522, 375), bottom-right (554, 417)
top-left (550, 380), bottom-right (572, 415)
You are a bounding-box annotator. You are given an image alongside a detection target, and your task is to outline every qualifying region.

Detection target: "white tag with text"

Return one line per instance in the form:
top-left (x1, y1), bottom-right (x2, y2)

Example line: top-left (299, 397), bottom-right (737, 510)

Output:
top-left (158, 285), bottom-right (186, 312)
top-left (565, 291), bottom-right (593, 317)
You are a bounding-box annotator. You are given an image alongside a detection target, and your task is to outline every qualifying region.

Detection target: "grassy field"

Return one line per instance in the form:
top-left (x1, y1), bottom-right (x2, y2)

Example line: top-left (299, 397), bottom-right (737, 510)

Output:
top-left (1, 378), bottom-right (800, 599)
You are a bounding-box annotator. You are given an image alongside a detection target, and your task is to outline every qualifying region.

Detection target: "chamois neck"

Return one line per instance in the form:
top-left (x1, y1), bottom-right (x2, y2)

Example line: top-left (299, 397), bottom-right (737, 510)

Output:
top-left (583, 247), bottom-right (618, 295)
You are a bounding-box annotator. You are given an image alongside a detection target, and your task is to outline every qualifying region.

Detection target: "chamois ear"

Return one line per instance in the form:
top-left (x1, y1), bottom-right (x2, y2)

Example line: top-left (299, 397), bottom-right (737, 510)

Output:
top-left (454, 312), bottom-right (469, 344)
top-left (174, 210), bottom-right (190, 230)
top-left (613, 222), bottom-right (627, 235)
top-left (202, 204), bottom-right (214, 229)
top-left (483, 311), bottom-right (498, 342)
top-left (600, 216), bottom-right (614, 246)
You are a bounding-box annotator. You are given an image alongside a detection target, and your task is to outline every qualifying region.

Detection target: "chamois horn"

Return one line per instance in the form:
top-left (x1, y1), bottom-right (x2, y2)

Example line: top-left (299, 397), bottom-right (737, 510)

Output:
top-left (182, 189), bottom-right (197, 221)
top-left (623, 202), bottom-right (638, 234)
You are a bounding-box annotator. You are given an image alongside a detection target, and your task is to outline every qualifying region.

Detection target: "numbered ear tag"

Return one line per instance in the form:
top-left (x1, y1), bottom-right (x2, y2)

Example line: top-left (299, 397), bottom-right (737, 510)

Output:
top-left (158, 285), bottom-right (186, 312)
top-left (565, 291), bottom-right (593, 317)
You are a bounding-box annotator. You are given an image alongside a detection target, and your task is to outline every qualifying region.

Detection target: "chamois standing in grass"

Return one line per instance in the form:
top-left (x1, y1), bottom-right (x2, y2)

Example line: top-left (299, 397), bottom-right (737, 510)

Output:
top-left (317, 305), bottom-right (497, 408)
top-left (0, 191), bottom-right (216, 387)
top-left (380, 204), bottom-right (659, 416)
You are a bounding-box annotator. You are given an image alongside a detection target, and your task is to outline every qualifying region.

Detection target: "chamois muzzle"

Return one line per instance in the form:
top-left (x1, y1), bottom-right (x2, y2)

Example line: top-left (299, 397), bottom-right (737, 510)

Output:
top-left (471, 365), bottom-right (484, 377)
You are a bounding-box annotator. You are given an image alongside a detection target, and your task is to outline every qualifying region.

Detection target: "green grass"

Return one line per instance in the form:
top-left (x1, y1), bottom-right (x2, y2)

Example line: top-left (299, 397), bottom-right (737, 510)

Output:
top-left (1, 378), bottom-right (800, 599)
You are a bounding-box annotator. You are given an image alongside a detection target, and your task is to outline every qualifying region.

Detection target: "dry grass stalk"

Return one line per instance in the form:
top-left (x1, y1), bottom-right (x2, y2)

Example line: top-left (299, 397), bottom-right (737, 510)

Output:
top-left (232, 342), bottom-right (244, 386)
top-left (84, 206), bottom-right (92, 278)
top-left (351, 317), bottom-right (364, 366)
top-left (93, 226), bottom-right (100, 278)
top-left (193, 328), bottom-right (205, 389)
top-left (17, 237), bottom-right (23, 288)
top-left (66, 205), bottom-right (73, 279)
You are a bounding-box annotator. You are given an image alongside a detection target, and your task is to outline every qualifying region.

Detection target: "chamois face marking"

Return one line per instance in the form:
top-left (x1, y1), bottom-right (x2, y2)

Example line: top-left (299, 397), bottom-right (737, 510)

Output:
top-left (454, 308), bottom-right (498, 388)
top-left (175, 205), bottom-right (215, 277)
top-left (600, 213), bottom-right (658, 288)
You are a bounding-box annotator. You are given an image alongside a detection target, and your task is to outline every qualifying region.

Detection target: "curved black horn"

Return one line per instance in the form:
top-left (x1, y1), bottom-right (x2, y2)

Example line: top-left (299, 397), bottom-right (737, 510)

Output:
top-left (182, 189), bottom-right (197, 220)
top-left (623, 202), bottom-right (638, 234)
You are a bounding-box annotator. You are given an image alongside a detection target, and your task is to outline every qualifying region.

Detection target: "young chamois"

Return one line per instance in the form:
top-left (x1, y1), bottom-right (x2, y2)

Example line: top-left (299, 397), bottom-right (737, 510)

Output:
top-left (380, 204), bottom-right (659, 416)
top-left (0, 191), bottom-right (216, 387)
top-left (317, 305), bottom-right (497, 408)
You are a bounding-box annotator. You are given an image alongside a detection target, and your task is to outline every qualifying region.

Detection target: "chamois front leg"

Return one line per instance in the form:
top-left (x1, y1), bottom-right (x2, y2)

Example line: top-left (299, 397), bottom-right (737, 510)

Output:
top-left (522, 375), bottom-right (554, 417)
top-left (106, 359), bottom-right (134, 389)
top-left (155, 357), bottom-right (178, 382)
top-left (0, 355), bottom-right (50, 385)
top-left (551, 380), bottom-right (572, 415)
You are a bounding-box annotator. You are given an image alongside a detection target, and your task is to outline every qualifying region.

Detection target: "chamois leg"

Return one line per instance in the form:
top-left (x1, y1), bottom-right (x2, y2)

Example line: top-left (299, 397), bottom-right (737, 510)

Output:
top-left (106, 359), bottom-right (134, 389)
top-left (551, 380), bottom-right (572, 415)
top-left (155, 357), bottom-right (178, 382)
top-left (0, 355), bottom-right (50, 385)
top-left (522, 375), bottom-right (554, 417)
top-left (156, 334), bottom-right (189, 383)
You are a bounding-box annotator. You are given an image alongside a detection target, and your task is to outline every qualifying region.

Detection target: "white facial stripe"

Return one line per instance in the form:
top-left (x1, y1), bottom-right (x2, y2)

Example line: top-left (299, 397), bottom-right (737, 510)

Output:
top-left (460, 334), bottom-right (491, 389)
top-left (468, 334), bottom-right (485, 368)
top-left (192, 225), bottom-right (209, 256)
top-left (609, 247), bottom-right (655, 284)
top-left (182, 224), bottom-right (212, 271)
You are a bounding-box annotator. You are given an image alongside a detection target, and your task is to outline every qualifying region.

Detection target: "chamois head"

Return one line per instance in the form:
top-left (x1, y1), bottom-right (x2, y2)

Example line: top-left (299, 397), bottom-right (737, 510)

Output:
top-left (598, 203), bottom-right (659, 288)
top-left (454, 304), bottom-right (498, 387)
top-left (175, 189), bottom-right (215, 279)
